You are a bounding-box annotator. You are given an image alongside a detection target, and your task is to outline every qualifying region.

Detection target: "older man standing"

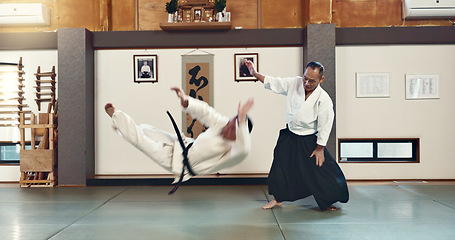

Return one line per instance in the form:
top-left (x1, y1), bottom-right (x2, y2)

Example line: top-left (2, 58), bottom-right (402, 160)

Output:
top-left (245, 60), bottom-right (349, 211)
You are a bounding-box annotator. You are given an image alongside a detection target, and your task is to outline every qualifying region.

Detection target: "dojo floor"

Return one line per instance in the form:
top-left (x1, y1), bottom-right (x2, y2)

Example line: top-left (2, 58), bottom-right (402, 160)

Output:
top-left (1, 182), bottom-right (455, 240)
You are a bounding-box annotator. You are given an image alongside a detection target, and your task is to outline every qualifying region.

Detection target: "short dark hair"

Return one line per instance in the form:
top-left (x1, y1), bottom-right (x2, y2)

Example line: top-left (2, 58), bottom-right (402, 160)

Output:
top-left (306, 61), bottom-right (324, 79)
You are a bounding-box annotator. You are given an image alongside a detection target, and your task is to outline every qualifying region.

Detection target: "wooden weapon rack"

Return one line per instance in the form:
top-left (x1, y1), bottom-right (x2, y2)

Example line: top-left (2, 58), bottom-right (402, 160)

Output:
top-left (34, 66), bottom-right (56, 111)
top-left (19, 99), bottom-right (57, 187)
top-left (0, 57), bottom-right (31, 127)
top-left (0, 59), bottom-right (58, 187)
top-left (19, 64), bottom-right (58, 187)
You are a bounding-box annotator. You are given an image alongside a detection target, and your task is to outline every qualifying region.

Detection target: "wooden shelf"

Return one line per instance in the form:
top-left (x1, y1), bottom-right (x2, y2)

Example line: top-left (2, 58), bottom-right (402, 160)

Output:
top-left (160, 22), bottom-right (232, 31)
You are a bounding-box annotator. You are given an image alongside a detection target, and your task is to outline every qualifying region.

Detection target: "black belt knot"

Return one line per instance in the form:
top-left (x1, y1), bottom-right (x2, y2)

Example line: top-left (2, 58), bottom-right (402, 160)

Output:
top-left (166, 111), bottom-right (196, 195)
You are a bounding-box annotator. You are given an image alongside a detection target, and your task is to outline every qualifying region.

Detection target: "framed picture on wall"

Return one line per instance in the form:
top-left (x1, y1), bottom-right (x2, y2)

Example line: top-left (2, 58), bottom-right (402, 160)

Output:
top-left (356, 72), bottom-right (389, 98)
top-left (234, 53), bottom-right (258, 82)
top-left (405, 74), bottom-right (439, 99)
top-left (134, 55), bottom-right (158, 83)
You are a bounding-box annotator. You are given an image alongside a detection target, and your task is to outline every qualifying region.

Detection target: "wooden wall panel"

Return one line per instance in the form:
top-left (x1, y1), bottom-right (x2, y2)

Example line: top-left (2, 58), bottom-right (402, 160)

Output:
top-left (308, 0), bottom-right (332, 24)
top-left (112, 0), bottom-right (136, 31)
top-left (333, 0), bottom-right (454, 28)
top-left (227, 0), bottom-right (258, 29)
top-left (261, 0), bottom-right (304, 29)
top-left (138, 0), bottom-right (168, 30)
top-left (55, 0), bottom-right (100, 31)
top-left (333, 0), bottom-right (377, 27)
top-left (376, 0), bottom-right (402, 26)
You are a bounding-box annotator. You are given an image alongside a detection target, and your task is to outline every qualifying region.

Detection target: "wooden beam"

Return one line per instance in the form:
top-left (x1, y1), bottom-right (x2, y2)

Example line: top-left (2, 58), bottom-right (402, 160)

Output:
top-left (100, 0), bottom-right (112, 31)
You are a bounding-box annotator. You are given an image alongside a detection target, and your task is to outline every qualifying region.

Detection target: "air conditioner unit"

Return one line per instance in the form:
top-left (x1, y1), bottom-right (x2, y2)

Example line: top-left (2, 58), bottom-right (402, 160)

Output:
top-left (402, 0), bottom-right (455, 19)
top-left (0, 3), bottom-right (50, 26)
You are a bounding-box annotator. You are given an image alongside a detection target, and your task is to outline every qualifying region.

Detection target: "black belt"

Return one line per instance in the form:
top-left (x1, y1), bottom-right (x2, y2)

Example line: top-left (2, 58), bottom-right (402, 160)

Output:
top-left (166, 111), bottom-right (196, 195)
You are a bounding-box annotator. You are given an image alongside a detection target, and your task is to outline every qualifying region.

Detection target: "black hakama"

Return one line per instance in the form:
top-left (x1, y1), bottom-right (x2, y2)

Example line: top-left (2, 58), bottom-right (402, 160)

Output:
top-left (267, 128), bottom-right (349, 210)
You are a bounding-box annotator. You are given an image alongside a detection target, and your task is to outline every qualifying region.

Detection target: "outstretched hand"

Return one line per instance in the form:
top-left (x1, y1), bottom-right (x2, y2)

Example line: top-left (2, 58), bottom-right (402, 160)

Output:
top-left (171, 86), bottom-right (189, 108)
top-left (244, 60), bottom-right (256, 76)
top-left (237, 98), bottom-right (254, 124)
top-left (245, 60), bottom-right (265, 83)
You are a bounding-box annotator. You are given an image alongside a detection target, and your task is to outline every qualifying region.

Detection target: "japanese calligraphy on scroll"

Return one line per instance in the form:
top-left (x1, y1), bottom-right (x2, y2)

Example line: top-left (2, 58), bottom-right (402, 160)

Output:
top-left (182, 54), bottom-right (213, 138)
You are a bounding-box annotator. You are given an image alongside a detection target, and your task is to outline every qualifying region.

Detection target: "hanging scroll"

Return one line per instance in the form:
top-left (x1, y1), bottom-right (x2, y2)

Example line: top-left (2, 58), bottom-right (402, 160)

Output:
top-left (181, 53), bottom-right (213, 139)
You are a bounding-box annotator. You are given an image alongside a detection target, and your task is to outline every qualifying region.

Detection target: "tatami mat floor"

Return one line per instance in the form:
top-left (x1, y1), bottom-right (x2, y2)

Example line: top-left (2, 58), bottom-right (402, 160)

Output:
top-left (1, 183), bottom-right (455, 240)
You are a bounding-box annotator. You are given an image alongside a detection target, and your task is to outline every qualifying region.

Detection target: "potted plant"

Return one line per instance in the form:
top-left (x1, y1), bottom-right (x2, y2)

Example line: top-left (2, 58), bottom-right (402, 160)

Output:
top-left (165, 0), bottom-right (179, 22)
top-left (214, 0), bottom-right (226, 22)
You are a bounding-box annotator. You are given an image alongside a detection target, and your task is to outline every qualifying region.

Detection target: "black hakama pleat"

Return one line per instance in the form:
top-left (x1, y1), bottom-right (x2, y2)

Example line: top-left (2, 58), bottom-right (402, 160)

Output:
top-left (267, 128), bottom-right (349, 210)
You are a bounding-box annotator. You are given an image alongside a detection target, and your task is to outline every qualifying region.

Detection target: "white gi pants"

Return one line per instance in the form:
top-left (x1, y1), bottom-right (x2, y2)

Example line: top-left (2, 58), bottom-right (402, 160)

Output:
top-left (112, 110), bottom-right (177, 172)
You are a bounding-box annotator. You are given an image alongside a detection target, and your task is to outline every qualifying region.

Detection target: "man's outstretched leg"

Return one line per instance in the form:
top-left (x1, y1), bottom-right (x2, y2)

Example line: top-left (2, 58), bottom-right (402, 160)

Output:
top-left (104, 102), bottom-right (173, 171)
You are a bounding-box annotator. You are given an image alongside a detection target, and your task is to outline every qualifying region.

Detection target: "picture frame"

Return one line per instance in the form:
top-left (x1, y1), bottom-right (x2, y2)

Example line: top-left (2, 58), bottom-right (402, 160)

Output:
top-left (405, 74), bottom-right (439, 99)
top-left (193, 8), bottom-right (202, 22)
top-left (355, 72), bottom-right (390, 98)
top-left (234, 53), bottom-right (258, 82)
top-left (134, 55), bottom-right (158, 83)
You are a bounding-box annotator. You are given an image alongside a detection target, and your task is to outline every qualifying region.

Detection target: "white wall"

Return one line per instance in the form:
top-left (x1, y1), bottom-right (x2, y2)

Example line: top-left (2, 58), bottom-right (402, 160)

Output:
top-left (95, 47), bottom-right (303, 175)
top-left (0, 50), bottom-right (58, 181)
top-left (3, 45), bottom-right (454, 182)
top-left (336, 45), bottom-right (455, 179)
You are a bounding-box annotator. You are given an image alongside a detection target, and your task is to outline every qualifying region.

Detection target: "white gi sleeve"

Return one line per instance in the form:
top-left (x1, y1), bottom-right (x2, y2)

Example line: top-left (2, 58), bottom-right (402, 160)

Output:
top-left (264, 76), bottom-right (300, 96)
top-left (316, 95), bottom-right (334, 146)
top-left (183, 97), bottom-right (228, 127)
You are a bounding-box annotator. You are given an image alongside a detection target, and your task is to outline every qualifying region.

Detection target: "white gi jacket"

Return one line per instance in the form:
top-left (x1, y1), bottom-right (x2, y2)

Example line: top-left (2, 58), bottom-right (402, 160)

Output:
top-left (111, 97), bottom-right (251, 184)
top-left (264, 75), bottom-right (334, 146)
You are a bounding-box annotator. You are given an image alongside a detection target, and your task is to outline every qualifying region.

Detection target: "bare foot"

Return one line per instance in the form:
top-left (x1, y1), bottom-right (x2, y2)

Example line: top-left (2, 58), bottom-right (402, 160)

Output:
top-left (327, 205), bottom-right (339, 211)
top-left (105, 103), bottom-right (115, 118)
top-left (262, 199), bottom-right (283, 209)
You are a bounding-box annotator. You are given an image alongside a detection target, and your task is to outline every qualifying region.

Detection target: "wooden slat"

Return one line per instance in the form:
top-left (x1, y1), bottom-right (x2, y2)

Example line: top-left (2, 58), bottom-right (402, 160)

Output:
top-left (0, 77), bottom-right (26, 82)
top-left (35, 80), bottom-right (55, 83)
top-left (0, 84), bottom-right (23, 89)
top-left (31, 115), bottom-right (35, 149)
top-left (20, 113), bottom-right (25, 149)
top-left (18, 123), bottom-right (55, 129)
top-left (0, 91), bottom-right (22, 94)
top-left (34, 86), bottom-right (54, 89)
top-left (0, 117), bottom-right (29, 120)
top-left (0, 124), bottom-right (19, 127)
top-left (0, 110), bottom-right (32, 114)
top-left (34, 72), bottom-right (56, 77)
top-left (0, 117), bottom-right (30, 121)
top-left (0, 104), bottom-right (28, 107)
top-left (20, 179), bottom-right (54, 184)
top-left (0, 70), bottom-right (25, 74)
top-left (0, 97), bottom-right (25, 100)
